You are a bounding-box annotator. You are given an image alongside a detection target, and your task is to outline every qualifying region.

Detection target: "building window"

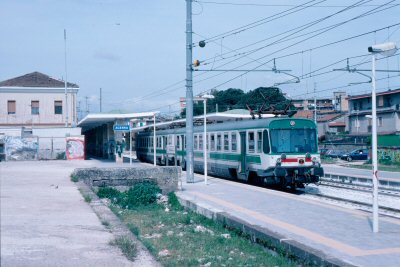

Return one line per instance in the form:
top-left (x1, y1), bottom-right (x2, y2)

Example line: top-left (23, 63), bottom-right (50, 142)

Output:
top-left (54, 101), bottom-right (62, 114)
top-left (194, 134), bottom-right (198, 150)
top-left (31, 101), bottom-right (39, 115)
top-left (7, 100), bottom-right (16, 114)
top-left (199, 134), bottom-right (203, 150)
top-left (378, 96), bottom-right (384, 107)
top-left (378, 117), bottom-right (383, 127)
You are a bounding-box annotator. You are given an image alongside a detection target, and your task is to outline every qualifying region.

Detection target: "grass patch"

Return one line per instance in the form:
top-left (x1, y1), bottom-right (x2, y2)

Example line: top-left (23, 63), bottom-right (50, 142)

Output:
top-left (102, 182), bottom-right (295, 267)
top-left (70, 174), bottom-right (79, 183)
top-left (109, 236), bottom-right (137, 261)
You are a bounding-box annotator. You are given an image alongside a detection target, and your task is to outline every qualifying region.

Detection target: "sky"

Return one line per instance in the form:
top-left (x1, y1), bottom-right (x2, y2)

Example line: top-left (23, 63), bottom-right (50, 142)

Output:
top-left (1, 0), bottom-right (399, 118)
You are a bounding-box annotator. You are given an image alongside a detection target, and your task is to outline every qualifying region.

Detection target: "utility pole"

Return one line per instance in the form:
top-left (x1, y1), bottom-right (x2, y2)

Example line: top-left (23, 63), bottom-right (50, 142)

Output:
top-left (100, 88), bottom-right (102, 112)
top-left (314, 82), bottom-right (317, 124)
top-left (185, 0), bottom-right (194, 183)
top-left (64, 29), bottom-right (69, 127)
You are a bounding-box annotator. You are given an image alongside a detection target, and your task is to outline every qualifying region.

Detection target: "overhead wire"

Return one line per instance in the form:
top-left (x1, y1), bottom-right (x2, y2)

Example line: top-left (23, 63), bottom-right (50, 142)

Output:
top-left (122, 2), bottom-right (399, 111)
top-left (200, 0), bottom-right (397, 68)
top-left (195, 0), bottom-right (398, 8)
top-left (194, 0), bottom-right (326, 45)
top-left (199, 0), bottom-right (374, 65)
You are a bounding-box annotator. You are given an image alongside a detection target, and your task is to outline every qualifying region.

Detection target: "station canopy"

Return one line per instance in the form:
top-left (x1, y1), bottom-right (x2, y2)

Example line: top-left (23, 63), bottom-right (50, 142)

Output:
top-left (78, 112), bottom-right (157, 132)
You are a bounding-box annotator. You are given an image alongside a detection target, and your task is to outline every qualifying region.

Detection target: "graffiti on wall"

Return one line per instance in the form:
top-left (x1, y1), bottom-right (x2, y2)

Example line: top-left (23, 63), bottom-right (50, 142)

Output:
top-left (66, 137), bottom-right (85, 160)
top-left (0, 136), bottom-right (38, 161)
top-left (378, 148), bottom-right (400, 163)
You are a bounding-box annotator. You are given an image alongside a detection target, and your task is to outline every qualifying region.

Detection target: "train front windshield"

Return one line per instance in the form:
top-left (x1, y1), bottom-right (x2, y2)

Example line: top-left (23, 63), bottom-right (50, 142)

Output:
top-left (270, 128), bottom-right (317, 153)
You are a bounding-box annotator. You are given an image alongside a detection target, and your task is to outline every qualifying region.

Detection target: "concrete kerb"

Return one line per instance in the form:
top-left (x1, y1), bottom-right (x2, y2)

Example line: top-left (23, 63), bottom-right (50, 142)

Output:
top-left (72, 166), bottom-right (181, 194)
top-left (176, 192), bottom-right (359, 267)
top-left (75, 180), bottom-right (162, 267)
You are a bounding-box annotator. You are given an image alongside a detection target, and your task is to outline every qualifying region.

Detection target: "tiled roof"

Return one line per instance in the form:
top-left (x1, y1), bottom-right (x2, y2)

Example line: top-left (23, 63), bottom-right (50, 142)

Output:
top-left (0, 72), bottom-right (79, 88)
top-left (293, 110), bottom-right (314, 119)
top-left (317, 113), bottom-right (342, 122)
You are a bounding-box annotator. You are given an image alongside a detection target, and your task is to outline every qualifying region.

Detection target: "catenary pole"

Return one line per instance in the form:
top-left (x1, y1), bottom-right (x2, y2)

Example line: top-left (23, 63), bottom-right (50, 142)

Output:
top-left (153, 114), bottom-right (156, 166)
top-left (64, 29), bottom-right (69, 127)
top-left (204, 98), bottom-right (208, 184)
top-left (371, 54), bottom-right (379, 233)
top-left (185, 0), bottom-right (194, 183)
top-left (314, 82), bottom-right (317, 124)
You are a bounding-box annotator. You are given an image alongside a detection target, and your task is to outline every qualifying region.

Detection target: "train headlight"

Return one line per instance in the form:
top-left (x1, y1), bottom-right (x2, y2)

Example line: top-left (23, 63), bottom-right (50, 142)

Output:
top-left (276, 158), bottom-right (282, 166)
top-left (312, 157), bottom-right (317, 164)
top-left (281, 153), bottom-right (287, 160)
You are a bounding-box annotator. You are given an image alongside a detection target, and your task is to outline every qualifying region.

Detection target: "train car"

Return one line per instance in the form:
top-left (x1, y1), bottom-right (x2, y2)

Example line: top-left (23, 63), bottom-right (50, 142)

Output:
top-left (136, 118), bottom-right (324, 189)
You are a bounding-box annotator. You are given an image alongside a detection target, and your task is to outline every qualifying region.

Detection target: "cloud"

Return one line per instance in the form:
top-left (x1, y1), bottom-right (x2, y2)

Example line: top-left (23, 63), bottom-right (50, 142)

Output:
top-left (93, 51), bottom-right (120, 62)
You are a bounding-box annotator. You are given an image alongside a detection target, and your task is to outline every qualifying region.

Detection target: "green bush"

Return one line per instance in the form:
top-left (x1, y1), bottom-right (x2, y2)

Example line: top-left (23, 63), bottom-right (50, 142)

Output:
top-left (97, 187), bottom-right (125, 205)
top-left (70, 174), bottom-right (79, 183)
top-left (124, 181), bottom-right (161, 207)
top-left (97, 187), bottom-right (122, 199)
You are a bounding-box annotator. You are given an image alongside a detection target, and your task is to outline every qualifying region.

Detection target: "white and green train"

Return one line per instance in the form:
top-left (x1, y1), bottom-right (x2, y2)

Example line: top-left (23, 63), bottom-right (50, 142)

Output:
top-left (136, 118), bottom-right (324, 189)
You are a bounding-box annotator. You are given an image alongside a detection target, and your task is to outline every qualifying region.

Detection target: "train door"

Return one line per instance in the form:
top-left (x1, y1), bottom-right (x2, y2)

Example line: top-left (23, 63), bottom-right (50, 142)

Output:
top-left (239, 131), bottom-right (246, 176)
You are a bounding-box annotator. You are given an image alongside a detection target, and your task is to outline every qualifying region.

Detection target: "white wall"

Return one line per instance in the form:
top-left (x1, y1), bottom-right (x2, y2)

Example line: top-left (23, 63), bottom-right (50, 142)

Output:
top-left (0, 91), bottom-right (76, 126)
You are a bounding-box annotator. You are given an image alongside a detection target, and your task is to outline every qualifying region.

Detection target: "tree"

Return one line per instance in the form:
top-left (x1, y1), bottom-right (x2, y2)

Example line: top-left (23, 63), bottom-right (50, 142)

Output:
top-left (180, 86), bottom-right (291, 118)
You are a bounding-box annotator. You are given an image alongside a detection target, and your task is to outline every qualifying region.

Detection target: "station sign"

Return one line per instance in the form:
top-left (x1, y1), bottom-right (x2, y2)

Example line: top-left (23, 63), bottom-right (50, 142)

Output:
top-left (113, 125), bottom-right (130, 131)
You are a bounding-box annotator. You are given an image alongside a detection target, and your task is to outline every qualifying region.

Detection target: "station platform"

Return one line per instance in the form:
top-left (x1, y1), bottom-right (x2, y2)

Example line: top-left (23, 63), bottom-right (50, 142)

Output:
top-left (176, 174), bottom-right (400, 267)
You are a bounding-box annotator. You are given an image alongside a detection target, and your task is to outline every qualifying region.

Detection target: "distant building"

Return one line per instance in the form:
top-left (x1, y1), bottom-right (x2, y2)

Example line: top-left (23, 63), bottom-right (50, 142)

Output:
top-left (0, 72), bottom-right (79, 127)
top-left (292, 91), bottom-right (348, 112)
top-left (347, 88), bottom-right (400, 135)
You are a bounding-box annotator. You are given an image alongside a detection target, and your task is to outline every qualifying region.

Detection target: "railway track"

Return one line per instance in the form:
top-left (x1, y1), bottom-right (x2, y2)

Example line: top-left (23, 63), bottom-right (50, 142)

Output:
top-left (318, 180), bottom-right (400, 197)
top-left (302, 182), bottom-right (400, 218)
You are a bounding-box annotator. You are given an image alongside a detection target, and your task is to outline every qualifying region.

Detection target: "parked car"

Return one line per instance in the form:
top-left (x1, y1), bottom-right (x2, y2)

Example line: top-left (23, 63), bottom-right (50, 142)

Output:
top-left (340, 149), bottom-right (369, 161)
top-left (325, 149), bottom-right (346, 159)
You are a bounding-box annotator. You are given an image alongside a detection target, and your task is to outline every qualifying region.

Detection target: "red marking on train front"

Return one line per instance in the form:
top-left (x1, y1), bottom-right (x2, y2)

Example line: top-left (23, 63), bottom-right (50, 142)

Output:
top-left (281, 158), bottom-right (297, 163)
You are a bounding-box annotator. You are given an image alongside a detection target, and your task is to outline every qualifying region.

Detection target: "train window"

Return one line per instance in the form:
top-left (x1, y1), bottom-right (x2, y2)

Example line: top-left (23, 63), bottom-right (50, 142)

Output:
top-left (270, 129), bottom-right (317, 153)
top-left (184, 135), bottom-right (186, 149)
top-left (257, 131), bottom-right (262, 153)
top-left (248, 132), bottom-right (255, 153)
top-left (199, 134), bottom-right (203, 150)
top-left (194, 135), bottom-right (198, 150)
top-left (177, 136), bottom-right (180, 149)
top-left (168, 135), bottom-right (172, 145)
top-left (206, 134), bottom-right (209, 150)
top-left (164, 136), bottom-right (167, 149)
top-left (263, 130), bottom-right (270, 153)
top-left (210, 134), bottom-right (215, 151)
top-left (217, 133), bottom-right (222, 151)
top-left (224, 132), bottom-right (229, 151)
top-left (150, 137), bottom-right (153, 148)
top-left (231, 133), bottom-right (237, 152)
